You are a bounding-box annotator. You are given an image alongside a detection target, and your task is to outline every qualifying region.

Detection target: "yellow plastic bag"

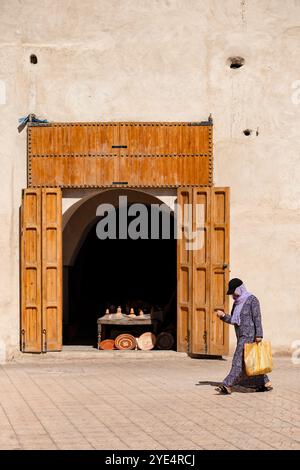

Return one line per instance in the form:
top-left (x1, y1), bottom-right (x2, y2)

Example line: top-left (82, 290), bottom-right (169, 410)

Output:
top-left (244, 341), bottom-right (273, 376)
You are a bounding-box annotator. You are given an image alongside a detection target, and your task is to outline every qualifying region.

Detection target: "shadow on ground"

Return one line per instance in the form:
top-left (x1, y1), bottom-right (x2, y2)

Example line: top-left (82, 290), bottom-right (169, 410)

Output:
top-left (196, 380), bottom-right (258, 393)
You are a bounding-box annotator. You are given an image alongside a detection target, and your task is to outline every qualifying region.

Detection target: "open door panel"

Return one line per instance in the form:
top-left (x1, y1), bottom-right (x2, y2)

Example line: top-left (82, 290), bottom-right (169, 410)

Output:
top-left (21, 187), bottom-right (63, 352)
top-left (177, 187), bottom-right (230, 356)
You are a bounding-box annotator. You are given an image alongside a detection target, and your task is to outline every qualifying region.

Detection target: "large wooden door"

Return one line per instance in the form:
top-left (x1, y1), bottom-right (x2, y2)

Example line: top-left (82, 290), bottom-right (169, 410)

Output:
top-left (41, 188), bottom-right (62, 351)
top-left (21, 189), bottom-right (42, 352)
top-left (191, 188), bottom-right (211, 354)
top-left (21, 188), bottom-right (62, 352)
top-left (177, 188), bottom-right (193, 352)
top-left (208, 188), bottom-right (230, 355)
top-left (177, 187), bottom-right (230, 355)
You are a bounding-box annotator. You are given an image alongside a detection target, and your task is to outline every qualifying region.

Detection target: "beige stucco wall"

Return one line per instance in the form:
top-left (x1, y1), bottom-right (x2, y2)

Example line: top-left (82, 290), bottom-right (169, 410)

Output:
top-left (0, 0), bottom-right (299, 359)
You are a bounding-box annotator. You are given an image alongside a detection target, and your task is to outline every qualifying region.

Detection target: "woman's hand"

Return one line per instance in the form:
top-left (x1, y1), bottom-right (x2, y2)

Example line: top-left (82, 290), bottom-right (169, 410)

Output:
top-left (216, 310), bottom-right (225, 318)
top-left (255, 337), bottom-right (263, 342)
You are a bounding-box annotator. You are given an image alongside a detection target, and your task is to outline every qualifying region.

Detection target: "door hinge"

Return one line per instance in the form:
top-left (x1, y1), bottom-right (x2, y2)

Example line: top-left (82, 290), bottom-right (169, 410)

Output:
top-left (42, 329), bottom-right (47, 353)
top-left (21, 329), bottom-right (25, 351)
top-left (203, 330), bottom-right (208, 354)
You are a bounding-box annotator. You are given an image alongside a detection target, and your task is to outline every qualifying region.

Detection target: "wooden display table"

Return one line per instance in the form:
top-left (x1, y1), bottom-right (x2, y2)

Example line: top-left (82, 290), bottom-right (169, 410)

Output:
top-left (97, 313), bottom-right (159, 349)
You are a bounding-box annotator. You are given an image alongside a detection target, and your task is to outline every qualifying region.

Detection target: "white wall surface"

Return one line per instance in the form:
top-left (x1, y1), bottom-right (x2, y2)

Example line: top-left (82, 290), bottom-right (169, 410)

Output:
top-left (0, 0), bottom-right (299, 357)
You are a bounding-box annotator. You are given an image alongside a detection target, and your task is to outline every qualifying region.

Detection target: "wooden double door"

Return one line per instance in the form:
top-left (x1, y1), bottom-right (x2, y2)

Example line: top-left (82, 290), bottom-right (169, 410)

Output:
top-left (177, 187), bottom-right (230, 355)
top-left (20, 186), bottom-right (229, 354)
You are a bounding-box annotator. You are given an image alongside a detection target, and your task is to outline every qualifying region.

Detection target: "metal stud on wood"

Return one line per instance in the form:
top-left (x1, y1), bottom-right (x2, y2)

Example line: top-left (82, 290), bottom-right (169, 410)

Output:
top-left (27, 121), bottom-right (213, 188)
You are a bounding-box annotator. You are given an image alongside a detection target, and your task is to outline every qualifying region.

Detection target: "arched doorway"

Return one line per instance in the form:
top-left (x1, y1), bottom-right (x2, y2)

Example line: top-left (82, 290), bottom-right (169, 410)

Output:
top-left (62, 189), bottom-right (177, 348)
top-left (21, 185), bottom-right (229, 355)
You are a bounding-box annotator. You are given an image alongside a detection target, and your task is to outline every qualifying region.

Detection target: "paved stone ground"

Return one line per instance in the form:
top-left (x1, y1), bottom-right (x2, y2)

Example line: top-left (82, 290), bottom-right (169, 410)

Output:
top-left (0, 353), bottom-right (299, 450)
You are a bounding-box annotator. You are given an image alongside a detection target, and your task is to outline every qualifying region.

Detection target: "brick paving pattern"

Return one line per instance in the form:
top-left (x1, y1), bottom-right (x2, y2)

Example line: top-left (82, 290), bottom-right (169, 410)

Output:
top-left (0, 354), bottom-right (299, 450)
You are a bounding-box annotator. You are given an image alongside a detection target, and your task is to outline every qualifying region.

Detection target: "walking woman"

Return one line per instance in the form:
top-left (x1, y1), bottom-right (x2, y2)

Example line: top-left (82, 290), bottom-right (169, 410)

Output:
top-left (216, 278), bottom-right (273, 395)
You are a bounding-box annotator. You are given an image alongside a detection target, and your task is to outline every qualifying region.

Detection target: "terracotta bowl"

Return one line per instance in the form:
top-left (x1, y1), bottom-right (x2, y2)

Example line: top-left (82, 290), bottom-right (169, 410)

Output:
top-left (99, 339), bottom-right (115, 350)
top-left (115, 333), bottom-right (136, 350)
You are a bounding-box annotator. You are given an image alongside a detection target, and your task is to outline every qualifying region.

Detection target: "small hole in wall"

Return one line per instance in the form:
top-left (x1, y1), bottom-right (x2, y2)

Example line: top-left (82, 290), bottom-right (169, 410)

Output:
top-left (30, 54), bottom-right (38, 64)
top-left (228, 57), bottom-right (245, 69)
top-left (243, 129), bottom-right (252, 136)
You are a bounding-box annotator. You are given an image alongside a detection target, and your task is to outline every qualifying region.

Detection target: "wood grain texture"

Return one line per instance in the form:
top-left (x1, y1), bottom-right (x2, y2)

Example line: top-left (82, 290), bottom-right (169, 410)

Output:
top-left (21, 188), bottom-right (63, 353)
top-left (21, 188), bottom-right (42, 352)
top-left (177, 187), bottom-right (192, 353)
top-left (41, 188), bottom-right (62, 351)
top-left (208, 187), bottom-right (230, 356)
top-left (27, 122), bottom-right (212, 188)
top-left (178, 187), bottom-right (230, 356)
top-left (191, 188), bottom-right (210, 354)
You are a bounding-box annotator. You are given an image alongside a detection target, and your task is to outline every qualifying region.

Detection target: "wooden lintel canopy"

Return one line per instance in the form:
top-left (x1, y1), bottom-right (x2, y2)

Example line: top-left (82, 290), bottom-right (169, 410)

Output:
top-left (27, 121), bottom-right (213, 188)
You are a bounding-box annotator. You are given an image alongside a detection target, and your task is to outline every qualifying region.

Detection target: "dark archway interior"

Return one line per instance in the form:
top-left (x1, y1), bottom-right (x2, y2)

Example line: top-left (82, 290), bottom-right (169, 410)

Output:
top-left (64, 205), bottom-right (177, 347)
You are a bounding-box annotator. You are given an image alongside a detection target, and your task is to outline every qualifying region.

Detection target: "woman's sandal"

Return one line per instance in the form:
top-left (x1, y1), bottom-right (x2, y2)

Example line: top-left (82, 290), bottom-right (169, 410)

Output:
top-left (215, 385), bottom-right (232, 395)
top-left (256, 382), bottom-right (273, 392)
top-left (264, 381), bottom-right (273, 391)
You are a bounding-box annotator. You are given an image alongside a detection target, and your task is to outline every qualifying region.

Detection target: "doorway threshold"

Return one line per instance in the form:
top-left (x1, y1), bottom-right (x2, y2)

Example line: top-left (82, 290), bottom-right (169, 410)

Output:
top-left (14, 346), bottom-right (187, 363)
